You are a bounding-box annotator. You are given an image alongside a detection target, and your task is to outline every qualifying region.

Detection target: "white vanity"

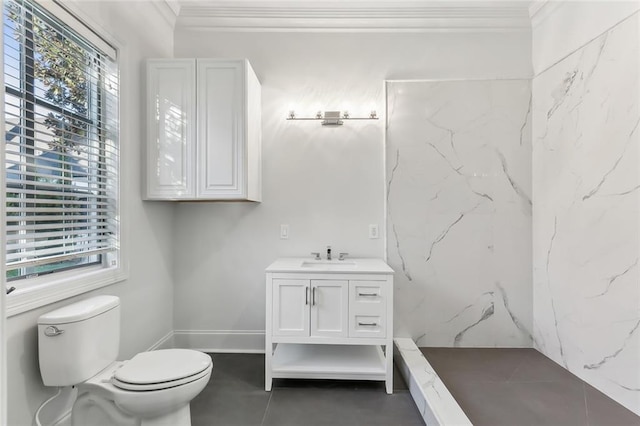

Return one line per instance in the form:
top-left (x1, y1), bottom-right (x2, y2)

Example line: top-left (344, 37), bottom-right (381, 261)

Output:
top-left (265, 258), bottom-right (394, 393)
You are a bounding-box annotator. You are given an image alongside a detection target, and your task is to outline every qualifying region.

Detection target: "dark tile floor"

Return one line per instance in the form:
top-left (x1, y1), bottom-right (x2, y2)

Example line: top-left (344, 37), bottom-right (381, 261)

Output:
top-left (421, 347), bottom-right (640, 426)
top-left (190, 353), bottom-right (424, 426)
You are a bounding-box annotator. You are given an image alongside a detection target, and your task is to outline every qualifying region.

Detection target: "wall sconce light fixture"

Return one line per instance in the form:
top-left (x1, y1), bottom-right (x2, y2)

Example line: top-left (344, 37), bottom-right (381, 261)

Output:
top-left (286, 110), bottom-right (378, 126)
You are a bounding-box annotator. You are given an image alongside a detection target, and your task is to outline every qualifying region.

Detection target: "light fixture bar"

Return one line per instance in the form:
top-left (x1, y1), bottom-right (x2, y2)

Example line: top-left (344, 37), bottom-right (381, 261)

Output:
top-left (287, 110), bottom-right (378, 126)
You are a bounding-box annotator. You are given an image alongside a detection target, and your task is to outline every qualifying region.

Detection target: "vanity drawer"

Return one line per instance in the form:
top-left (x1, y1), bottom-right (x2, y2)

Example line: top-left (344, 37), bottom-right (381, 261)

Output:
top-left (350, 314), bottom-right (385, 338)
top-left (349, 281), bottom-right (386, 338)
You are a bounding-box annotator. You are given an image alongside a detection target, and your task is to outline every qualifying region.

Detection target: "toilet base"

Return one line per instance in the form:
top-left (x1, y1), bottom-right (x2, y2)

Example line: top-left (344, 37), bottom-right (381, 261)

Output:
top-left (72, 392), bottom-right (139, 426)
top-left (141, 405), bottom-right (190, 426)
top-left (72, 392), bottom-right (191, 426)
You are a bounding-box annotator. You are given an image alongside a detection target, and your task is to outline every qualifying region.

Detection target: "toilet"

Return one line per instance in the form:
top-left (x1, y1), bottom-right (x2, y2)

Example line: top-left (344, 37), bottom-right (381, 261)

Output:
top-left (38, 295), bottom-right (212, 426)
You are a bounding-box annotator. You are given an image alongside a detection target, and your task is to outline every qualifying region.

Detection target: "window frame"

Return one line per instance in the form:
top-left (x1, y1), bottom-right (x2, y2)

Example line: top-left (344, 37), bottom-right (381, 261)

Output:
top-left (4, 0), bottom-right (126, 317)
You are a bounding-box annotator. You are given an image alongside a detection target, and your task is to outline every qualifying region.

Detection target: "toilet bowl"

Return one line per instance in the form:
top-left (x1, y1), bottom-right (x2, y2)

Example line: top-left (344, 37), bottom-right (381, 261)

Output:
top-left (73, 350), bottom-right (212, 426)
top-left (38, 296), bottom-right (212, 426)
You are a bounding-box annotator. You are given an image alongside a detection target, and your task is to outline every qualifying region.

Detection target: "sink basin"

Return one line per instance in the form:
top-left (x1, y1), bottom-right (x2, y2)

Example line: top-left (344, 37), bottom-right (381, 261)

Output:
top-left (300, 260), bottom-right (357, 270)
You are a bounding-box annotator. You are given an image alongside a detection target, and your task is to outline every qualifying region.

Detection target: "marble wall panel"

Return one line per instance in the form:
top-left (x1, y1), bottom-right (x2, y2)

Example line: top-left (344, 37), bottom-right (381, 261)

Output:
top-left (532, 12), bottom-right (640, 415)
top-left (386, 79), bottom-right (533, 347)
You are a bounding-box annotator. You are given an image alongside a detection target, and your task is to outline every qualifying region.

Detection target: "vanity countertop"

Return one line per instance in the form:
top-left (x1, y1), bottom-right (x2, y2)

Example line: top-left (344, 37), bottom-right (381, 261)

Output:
top-left (266, 258), bottom-right (393, 274)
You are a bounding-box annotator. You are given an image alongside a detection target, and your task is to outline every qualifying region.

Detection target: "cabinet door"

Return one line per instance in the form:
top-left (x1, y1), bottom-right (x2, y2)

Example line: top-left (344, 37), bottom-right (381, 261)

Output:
top-left (145, 59), bottom-right (196, 199)
top-left (310, 280), bottom-right (348, 338)
top-left (273, 279), bottom-right (310, 337)
top-left (197, 59), bottom-right (246, 199)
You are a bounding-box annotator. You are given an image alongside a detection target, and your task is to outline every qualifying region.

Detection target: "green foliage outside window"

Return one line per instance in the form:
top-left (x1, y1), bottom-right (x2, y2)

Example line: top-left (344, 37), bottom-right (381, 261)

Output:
top-left (8, 1), bottom-right (90, 153)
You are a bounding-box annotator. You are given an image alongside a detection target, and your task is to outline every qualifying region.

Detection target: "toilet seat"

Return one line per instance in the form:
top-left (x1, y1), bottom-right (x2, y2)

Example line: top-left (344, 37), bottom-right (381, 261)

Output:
top-left (111, 349), bottom-right (212, 392)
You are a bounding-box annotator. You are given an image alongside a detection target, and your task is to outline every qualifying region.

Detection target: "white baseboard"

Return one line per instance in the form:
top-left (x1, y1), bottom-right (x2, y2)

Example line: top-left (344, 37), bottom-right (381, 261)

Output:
top-left (173, 330), bottom-right (265, 353)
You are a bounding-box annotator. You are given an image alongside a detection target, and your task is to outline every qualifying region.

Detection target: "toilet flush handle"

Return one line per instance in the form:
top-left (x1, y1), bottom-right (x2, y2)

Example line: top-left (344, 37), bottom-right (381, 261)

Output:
top-left (44, 326), bottom-right (65, 337)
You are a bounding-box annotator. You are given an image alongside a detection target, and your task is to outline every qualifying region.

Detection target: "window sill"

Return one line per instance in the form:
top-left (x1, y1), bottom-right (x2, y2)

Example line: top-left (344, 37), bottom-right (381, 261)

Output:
top-left (6, 264), bottom-right (127, 317)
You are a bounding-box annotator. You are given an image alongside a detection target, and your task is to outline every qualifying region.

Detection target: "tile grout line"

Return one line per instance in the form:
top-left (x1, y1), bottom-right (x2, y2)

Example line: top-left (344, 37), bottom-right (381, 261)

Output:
top-left (583, 382), bottom-right (591, 426)
top-left (260, 388), bottom-right (274, 426)
top-left (505, 354), bottom-right (528, 383)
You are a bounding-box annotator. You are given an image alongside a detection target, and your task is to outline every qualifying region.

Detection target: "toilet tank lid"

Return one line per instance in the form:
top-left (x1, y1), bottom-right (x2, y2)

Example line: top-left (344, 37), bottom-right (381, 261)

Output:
top-left (38, 295), bottom-right (120, 325)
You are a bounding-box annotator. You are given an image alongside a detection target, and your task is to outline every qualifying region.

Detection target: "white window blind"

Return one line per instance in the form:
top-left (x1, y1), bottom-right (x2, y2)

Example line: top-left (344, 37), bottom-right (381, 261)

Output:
top-left (4, 0), bottom-right (119, 282)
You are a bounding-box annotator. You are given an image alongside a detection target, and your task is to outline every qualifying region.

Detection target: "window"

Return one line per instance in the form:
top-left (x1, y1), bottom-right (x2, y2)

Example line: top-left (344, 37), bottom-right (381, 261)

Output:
top-left (4, 0), bottom-right (120, 311)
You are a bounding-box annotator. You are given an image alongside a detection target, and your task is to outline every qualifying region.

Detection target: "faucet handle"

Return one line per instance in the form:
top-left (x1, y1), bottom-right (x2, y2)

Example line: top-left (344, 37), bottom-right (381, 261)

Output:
top-left (311, 252), bottom-right (321, 260)
top-left (339, 252), bottom-right (349, 261)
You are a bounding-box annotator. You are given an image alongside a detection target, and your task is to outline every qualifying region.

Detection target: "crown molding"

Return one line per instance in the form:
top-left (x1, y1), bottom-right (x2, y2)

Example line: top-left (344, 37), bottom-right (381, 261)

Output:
top-left (175, 1), bottom-right (532, 32)
top-left (151, 0), bottom-right (182, 30)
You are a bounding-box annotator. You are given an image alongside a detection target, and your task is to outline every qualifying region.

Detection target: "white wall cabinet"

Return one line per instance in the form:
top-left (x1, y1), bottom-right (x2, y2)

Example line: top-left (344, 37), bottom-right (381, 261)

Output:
top-left (266, 258), bottom-right (394, 394)
top-left (145, 58), bottom-right (261, 201)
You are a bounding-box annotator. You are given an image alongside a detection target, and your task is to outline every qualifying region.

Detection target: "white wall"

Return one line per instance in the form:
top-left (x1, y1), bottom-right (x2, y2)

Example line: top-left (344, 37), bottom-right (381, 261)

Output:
top-left (6, 2), bottom-right (176, 424)
top-left (532, 2), bottom-right (640, 415)
top-left (387, 79), bottom-right (532, 347)
top-left (172, 29), bottom-right (532, 351)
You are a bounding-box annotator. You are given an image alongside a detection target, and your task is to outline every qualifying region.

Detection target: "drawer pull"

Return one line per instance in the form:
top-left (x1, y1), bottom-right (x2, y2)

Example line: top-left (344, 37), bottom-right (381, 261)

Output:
top-left (358, 293), bottom-right (378, 297)
top-left (358, 322), bottom-right (378, 327)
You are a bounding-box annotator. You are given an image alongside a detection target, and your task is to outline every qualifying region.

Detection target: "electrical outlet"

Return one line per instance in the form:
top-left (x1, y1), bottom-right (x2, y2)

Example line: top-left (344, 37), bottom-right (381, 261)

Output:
top-left (280, 224), bottom-right (289, 239)
top-left (369, 224), bottom-right (379, 239)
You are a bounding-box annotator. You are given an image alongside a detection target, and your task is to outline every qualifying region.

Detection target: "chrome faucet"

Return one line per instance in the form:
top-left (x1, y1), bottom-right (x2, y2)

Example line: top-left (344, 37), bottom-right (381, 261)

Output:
top-left (326, 246), bottom-right (332, 261)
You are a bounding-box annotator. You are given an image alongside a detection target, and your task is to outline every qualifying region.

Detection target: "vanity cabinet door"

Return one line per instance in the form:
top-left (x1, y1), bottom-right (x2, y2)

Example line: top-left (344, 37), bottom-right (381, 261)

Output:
top-left (272, 279), bottom-right (310, 337)
top-left (310, 280), bottom-right (348, 338)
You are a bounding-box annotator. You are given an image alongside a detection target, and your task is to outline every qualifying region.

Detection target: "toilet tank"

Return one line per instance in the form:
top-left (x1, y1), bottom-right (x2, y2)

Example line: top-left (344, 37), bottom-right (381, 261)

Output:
top-left (38, 295), bottom-right (120, 386)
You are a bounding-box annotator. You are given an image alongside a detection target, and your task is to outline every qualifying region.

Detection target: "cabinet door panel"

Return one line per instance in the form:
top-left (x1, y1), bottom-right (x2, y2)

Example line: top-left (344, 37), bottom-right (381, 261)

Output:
top-left (311, 280), bottom-right (348, 338)
top-left (197, 60), bottom-right (245, 198)
top-left (145, 59), bottom-right (196, 199)
top-left (273, 279), bottom-right (309, 337)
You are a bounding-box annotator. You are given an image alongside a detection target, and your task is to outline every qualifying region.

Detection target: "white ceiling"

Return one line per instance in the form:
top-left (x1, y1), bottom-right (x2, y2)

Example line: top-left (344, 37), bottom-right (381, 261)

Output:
top-left (170, 0), bottom-right (537, 32)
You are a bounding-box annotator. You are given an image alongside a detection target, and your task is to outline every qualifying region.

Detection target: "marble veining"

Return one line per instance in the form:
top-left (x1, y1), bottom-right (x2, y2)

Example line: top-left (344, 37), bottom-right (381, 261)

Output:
top-left (425, 208), bottom-right (473, 264)
top-left (497, 149), bottom-right (532, 212)
top-left (532, 12), bottom-right (640, 415)
top-left (583, 320), bottom-right (640, 371)
top-left (590, 258), bottom-right (638, 298)
top-left (387, 79), bottom-right (532, 348)
top-left (496, 282), bottom-right (532, 341)
top-left (453, 301), bottom-right (495, 347)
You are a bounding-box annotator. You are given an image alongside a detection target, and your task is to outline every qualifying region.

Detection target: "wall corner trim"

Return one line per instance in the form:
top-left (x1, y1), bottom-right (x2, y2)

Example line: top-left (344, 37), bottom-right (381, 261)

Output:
top-left (529, 0), bottom-right (563, 29)
top-left (147, 331), bottom-right (175, 351)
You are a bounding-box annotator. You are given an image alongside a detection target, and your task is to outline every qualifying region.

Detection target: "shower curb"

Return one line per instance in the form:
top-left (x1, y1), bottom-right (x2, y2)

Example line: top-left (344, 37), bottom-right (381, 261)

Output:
top-left (394, 338), bottom-right (473, 426)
